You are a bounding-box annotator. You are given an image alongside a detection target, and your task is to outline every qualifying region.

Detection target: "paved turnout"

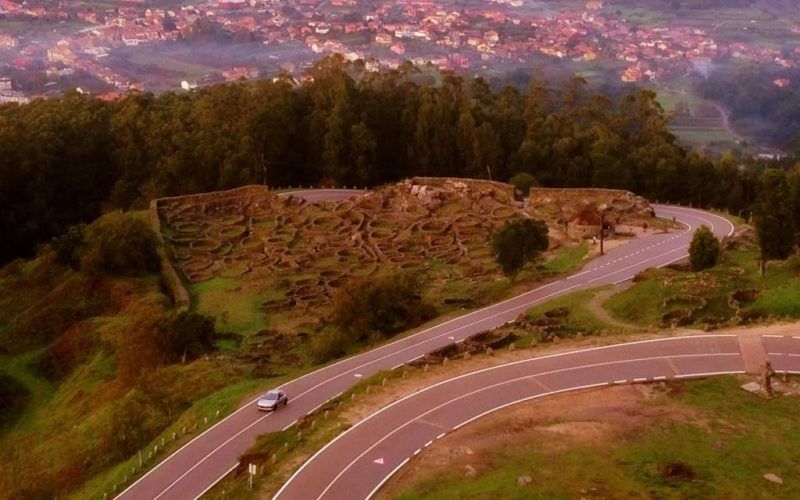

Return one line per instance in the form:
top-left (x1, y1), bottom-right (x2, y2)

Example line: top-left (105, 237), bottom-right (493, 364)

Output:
top-left (117, 194), bottom-right (736, 500)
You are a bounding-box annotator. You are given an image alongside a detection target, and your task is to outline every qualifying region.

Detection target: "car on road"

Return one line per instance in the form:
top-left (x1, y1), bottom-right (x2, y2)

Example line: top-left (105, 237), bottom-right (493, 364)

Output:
top-left (257, 390), bottom-right (288, 411)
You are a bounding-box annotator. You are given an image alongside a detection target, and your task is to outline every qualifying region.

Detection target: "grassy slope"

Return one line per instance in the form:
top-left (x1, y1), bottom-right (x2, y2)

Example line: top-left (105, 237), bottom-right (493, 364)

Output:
top-left (392, 376), bottom-right (800, 500)
top-left (188, 242), bottom-right (591, 341)
top-left (0, 235), bottom-right (592, 497)
top-left (605, 249), bottom-right (800, 328)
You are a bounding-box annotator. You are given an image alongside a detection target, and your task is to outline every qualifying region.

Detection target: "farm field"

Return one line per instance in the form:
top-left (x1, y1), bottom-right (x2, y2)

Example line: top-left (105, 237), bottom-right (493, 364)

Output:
top-left (653, 84), bottom-right (742, 155)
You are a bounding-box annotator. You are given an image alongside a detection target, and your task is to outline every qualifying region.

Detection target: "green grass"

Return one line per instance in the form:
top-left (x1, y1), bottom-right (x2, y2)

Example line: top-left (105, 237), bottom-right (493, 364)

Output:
top-left (523, 286), bottom-right (625, 337)
top-left (188, 278), bottom-right (267, 336)
top-left (392, 376), bottom-right (800, 499)
top-left (73, 376), bottom-right (271, 500)
top-left (604, 277), bottom-right (668, 327)
top-left (541, 243), bottom-right (588, 274)
top-left (752, 281), bottom-right (800, 317)
top-left (604, 248), bottom-right (800, 328)
top-left (0, 350), bottom-right (55, 412)
top-left (128, 52), bottom-right (214, 79)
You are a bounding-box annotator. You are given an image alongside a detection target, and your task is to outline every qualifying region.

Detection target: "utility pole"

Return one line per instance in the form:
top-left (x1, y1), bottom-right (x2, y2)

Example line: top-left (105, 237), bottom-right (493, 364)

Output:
top-left (599, 204), bottom-right (609, 256)
top-left (486, 164), bottom-right (492, 182)
top-left (261, 153), bottom-right (267, 186)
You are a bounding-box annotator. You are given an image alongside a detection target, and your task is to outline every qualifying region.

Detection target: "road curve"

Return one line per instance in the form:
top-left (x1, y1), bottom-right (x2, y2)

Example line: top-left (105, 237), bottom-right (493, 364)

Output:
top-left (116, 195), bottom-right (734, 500)
top-left (276, 334), bottom-right (800, 500)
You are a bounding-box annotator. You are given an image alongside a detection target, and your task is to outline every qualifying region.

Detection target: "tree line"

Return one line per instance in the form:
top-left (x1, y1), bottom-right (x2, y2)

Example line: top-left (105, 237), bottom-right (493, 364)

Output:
top-left (1, 54), bottom-right (799, 264)
top-left (695, 63), bottom-right (800, 148)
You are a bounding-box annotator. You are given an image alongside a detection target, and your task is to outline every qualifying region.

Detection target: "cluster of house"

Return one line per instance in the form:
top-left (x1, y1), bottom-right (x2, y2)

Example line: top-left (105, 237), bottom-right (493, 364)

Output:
top-left (0, 0), bottom-right (798, 98)
top-left (0, 76), bottom-right (30, 103)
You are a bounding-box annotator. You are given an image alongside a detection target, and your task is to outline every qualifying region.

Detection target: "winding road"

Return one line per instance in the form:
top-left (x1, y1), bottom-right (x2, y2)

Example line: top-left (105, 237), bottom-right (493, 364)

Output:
top-left (117, 192), bottom-right (752, 500)
top-left (277, 333), bottom-right (800, 500)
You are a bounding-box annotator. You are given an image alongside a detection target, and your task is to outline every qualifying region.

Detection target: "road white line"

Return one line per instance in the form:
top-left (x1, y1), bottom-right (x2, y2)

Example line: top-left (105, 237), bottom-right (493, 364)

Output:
top-left (153, 411), bottom-right (274, 499)
top-left (129, 202), bottom-right (734, 499)
top-left (274, 334), bottom-right (738, 498)
top-left (309, 351), bottom-right (740, 500)
top-left (192, 462), bottom-right (239, 500)
top-left (365, 457), bottom-right (410, 500)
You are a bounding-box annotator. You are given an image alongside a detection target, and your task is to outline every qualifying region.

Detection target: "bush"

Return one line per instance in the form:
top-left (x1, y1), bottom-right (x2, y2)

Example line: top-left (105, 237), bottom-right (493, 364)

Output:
top-left (491, 218), bottom-right (549, 280)
top-left (157, 311), bottom-right (216, 363)
top-left (37, 322), bottom-right (96, 381)
top-left (508, 172), bottom-right (538, 195)
top-left (310, 329), bottom-right (354, 364)
top-left (107, 389), bottom-right (166, 459)
top-left (80, 211), bottom-right (158, 276)
top-left (333, 272), bottom-right (435, 340)
top-left (0, 374), bottom-right (30, 429)
top-left (51, 224), bottom-right (86, 268)
top-left (689, 226), bottom-right (721, 271)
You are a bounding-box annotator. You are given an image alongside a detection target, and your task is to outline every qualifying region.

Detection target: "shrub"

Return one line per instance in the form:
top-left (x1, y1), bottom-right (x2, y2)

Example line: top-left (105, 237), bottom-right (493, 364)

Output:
top-left (80, 211), bottom-right (158, 276)
top-left (107, 389), bottom-right (165, 459)
top-left (491, 218), bottom-right (549, 280)
top-left (51, 224), bottom-right (86, 268)
top-left (0, 374), bottom-right (29, 429)
top-left (310, 329), bottom-right (354, 364)
top-left (157, 311), bottom-right (216, 363)
top-left (332, 272), bottom-right (435, 340)
top-left (508, 172), bottom-right (538, 195)
top-left (689, 225), bottom-right (721, 271)
top-left (37, 322), bottom-right (96, 381)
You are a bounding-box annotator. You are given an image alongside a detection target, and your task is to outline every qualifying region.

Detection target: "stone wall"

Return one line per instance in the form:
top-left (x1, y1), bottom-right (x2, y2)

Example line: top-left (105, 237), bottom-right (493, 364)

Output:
top-left (529, 187), bottom-right (634, 202)
top-left (149, 199), bottom-right (191, 310)
top-left (411, 177), bottom-right (517, 201)
top-left (150, 186), bottom-right (273, 308)
top-left (155, 185), bottom-right (270, 209)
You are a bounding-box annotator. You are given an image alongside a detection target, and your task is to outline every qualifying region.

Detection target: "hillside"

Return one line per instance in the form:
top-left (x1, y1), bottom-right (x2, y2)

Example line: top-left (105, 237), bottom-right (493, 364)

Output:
top-left (0, 180), bottom-right (623, 498)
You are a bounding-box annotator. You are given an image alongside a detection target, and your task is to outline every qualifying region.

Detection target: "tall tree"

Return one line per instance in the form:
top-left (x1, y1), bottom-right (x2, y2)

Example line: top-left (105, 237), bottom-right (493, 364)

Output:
top-left (753, 169), bottom-right (797, 275)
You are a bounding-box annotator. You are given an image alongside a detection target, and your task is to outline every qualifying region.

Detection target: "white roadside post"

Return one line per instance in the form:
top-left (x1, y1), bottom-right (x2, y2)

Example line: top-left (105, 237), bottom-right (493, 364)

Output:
top-left (248, 463), bottom-right (257, 490)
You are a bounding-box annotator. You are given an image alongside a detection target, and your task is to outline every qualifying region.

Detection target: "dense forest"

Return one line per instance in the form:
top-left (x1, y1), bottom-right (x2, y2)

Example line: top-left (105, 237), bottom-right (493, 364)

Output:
top-left (696, 64), bottom-right (800, 148)
top-left (1, 55), bottom-right (798, 264)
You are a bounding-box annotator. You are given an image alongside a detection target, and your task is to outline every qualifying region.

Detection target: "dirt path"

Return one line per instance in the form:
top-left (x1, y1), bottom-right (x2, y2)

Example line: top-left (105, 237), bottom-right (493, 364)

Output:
top-left (584, 283), bottom-right (636, 330)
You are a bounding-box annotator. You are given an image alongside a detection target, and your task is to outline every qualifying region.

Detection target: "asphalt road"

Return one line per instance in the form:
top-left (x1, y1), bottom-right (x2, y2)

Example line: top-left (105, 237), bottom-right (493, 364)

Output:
top-left (276, 334), bottom-right (800, 500)
top-left (117, 192), bottom-right (737, 500)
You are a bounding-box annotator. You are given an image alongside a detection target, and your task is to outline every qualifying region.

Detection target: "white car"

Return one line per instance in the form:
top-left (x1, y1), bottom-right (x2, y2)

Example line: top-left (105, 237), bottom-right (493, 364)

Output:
top-left (257, 389), bottom-right (288, 411)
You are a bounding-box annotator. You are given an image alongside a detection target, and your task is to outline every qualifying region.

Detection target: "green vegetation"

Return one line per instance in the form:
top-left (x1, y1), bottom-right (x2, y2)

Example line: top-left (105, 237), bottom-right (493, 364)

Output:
top-left (0, 212), bottom-right (272, 498)
top-left (653, 85), bottom-right (741, 154)
top-left (754, 169), bottom-right (797, 274)
top-left (5, 55), bottom-right (798, 268)
top-left (392, 376), bottom-right (800, 500)
top-left (523, 287), bottom-right (628, 338)
top-left (541, 243), bottom-right (588, 275)
top-left (689, 226), bottom-right (721, 271)
top-left (188, 278), bottom-right (267, 336)
top-left (605, 247), bottom-right (800, 328)
top-left (508, 172), bottom-right (537, 194)
top-left (491, 218), bottom-right (549, 281)
top-left (0, 374), bottom-right (29, 430)
top-left (324, 272), bottom-right (436, 361)
top-left (696, 63), bottom-right (800, 147)
top-left (752, 280), bottom-right (800, 318)
top-left (81, 211), bottom-right (159, 276)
